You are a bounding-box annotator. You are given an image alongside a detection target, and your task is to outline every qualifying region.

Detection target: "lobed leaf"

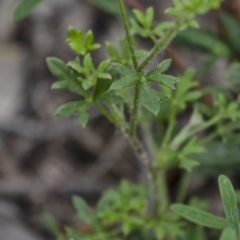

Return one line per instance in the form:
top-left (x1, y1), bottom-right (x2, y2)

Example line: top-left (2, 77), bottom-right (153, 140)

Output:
top-left (171, 204), bottom-right (227, 229)
top-left (140, 83), bottom-right (168, 115)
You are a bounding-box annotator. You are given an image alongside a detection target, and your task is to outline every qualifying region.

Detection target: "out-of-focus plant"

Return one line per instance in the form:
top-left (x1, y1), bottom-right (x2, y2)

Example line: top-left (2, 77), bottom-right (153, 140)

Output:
top-left (13, 0), bottom-right (240, 239)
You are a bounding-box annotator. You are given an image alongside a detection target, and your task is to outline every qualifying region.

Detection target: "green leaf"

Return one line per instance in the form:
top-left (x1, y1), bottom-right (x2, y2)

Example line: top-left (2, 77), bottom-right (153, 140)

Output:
top-left (175, 29), bottom-right (231, 57)
top-left (171, 204), bottom-right (227, 229)
top-left (41, 212), bottom-right (59, 236)
top-left (12, 0), bottom-right (44, 22)
top-left (83, 0), bottom-right (121, 16)
top-left (51, 80), bottom-right (85, 96)
top-left (112, 63), bottom-right (139, 79)
top-left (67, 27), bottom-right (85, 55)
top-left (106, 42), bottom-right (121, 61)
top-left (145, 7), bottom-right (154, 29)
top-left (184, 91), bottom-right (202, 101)
top-left (179, 158), bottom-right (200, 172)
top-left (218, 175), bottom-right (240, 240)
top-left (78, 112), bottom-right (89, 128)
top-left (47, 57), bottom-right (70, 80)
top-left (110, 77), bottom-right (138, 90)
top-left (84, 30), bottom-right (101, 52)
top-left (220, 227), bottom-right (235, 240)
top-left (67, 59), bottom-right (85, 74)
top-left (97, 93), bottom-right (125, 104)
top-left (55, 101), bottom-right (89, 117)
top-left (225, 63), bottom-right (240, 85)
top-left (220, 12), bottom-right (240, 52)
top-left (147, 59), bottom-right (172, 75)
top-left (97, 59), bottom-right (110, 72)
top-left (140, 83), bottom-right (168, 115)
top-left (148, 74), bottom-right (179, 89)
top-left (94, 78), bottom-right (112, 97)
top-left (72, 195), bottom-right (95, 225)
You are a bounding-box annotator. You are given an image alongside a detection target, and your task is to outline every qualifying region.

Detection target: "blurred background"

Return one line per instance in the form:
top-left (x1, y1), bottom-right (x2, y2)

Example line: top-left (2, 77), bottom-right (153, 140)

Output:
top-left (0, 0), bottom-right (240, 239)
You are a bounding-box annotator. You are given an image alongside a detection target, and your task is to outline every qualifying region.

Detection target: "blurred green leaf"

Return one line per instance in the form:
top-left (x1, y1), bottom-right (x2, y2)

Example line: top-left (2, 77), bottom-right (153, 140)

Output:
top-left (225, 62), bottom-right (240, 86)
top-left (72, 195), bottom-right (95, 225)
top-left (220, 12), bottom-right (240, 53)
top-left (55, 101), bottom-right (89, 117)
top-left (41, 212), bottom-right (59, 236)
top-left (220, 227), bottom-right (235, 240)
top-left (84, 0), bottom-right (122, 16)
top-left (171, 204), bottom-right (227, 229)
top-left (218, 175), bottom-right (240, 240)
top-left (175, 29), bottom-right (231, 57)
top-left (13, 0), bottom-right (44, 22)
top-left (78, 112), bottom-right (89, 128)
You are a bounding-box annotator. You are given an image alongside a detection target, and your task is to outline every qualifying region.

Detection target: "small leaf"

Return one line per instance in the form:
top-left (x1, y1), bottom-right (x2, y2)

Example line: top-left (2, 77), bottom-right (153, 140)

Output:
top-left (84, 30), bottom-right (101, 51)
top-left (105, 42), bottom-right (121, 61)
top-left (218, 175), bottom-right (240, 240)
top-left (147, 59), bottom-right (172, 75)
top-left (220, 227), bottom-right (235, 240)
top-left (184, 91), bottom-right (202, 101)
top-left (12, 0), bottom-right (44, 22)
top-left (78, 112), bottom-right (89, 128)
top-left (67, 59), bottom-right (85, 74)
top-left (171, 204), bottom-right (227, 229)
top-left (110, 77), bottom-right (138, 90)
top-left (47, 57), bottom-right (70, 80)
top-left (148, 74), bottom-right (179, 89)
top-left (140, 83), bottom-right (168, 115)
top-left (94, 78), bottom-right (112, 97)
top-left (72, 195), bottom-right (95, 225)
top-left (97, 59), bottom-right (110, 72)
top-left (41, 212), bottom-right (59, 236)
top-left (112, 63), bottom-right (140, 79)
top-left (55, 101), bottom-right (89, 117)
top-left (179, 158), bottom-right (200, 172)
top-left (51, 80), bottom-right (85, 96)
top-left (97, 93), bottom-right (125, 104)
top-left (67, 27), bottom-right (85, 55)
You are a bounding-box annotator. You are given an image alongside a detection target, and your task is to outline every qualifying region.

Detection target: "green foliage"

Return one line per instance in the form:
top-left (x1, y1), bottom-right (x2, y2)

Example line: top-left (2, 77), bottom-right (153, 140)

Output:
top-left (13, 0), bottom-right (240, 239)
top-left (12, 0), bottom-right (44, 22)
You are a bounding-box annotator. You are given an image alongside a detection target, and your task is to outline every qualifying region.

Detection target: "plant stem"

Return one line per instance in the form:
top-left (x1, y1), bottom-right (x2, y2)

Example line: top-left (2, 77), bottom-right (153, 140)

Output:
top-left (117, 0), bottom-right (138, 70)
top-left (162, 108), bottom-right (176, 147)
top-left (170, 115), bottom-right (221, 150)
top-left (157, 170), bottom-right (169, 213)
top-left (94, 103), bottom-right (119, 126)
top-left (176, 171), bottom-right (190, 203)
top-left (137, 22), bottom-right (180, 71)
top-left (129, 81), bottom-right (141, 136)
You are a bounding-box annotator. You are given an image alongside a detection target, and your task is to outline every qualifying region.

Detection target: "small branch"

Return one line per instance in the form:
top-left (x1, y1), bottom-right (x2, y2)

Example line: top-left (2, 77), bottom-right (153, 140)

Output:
top-left (138, 23), bottom-right (179, 71)
top-left (117, 0), bottom-right (138, 70)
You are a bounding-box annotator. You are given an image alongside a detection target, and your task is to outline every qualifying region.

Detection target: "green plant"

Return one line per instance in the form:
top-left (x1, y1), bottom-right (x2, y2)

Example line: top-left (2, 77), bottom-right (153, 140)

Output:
top-left (13, 0), bottom-right (240, 239)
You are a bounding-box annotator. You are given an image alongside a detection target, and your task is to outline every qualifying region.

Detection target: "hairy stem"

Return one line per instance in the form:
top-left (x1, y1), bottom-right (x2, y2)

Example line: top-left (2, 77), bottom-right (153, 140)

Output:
top-left (129, 81), bottom-right (141, 136)
top-left (117, 0), bottom-right (138, 69)
top-left (138, 22), bottom-right (180, 71)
